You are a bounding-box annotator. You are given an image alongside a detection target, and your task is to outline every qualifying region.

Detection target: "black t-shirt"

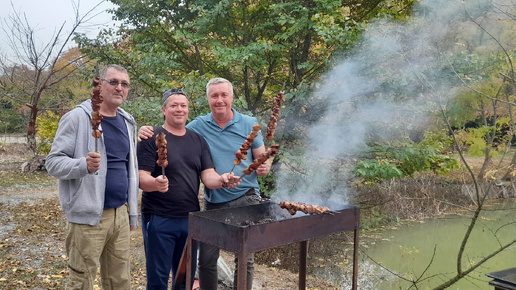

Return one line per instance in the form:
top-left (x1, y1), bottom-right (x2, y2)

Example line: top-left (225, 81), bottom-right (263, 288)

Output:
top-left (137, 126), bottom-right (214, 218)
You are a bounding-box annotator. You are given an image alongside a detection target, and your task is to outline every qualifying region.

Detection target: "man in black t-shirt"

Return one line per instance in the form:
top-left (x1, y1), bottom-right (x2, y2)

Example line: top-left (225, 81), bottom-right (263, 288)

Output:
top-left (137, 89), bottom-right (240, 290)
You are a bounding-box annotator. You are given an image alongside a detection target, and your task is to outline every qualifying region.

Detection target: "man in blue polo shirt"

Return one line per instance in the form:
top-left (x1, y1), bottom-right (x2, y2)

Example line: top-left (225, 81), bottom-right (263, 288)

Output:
top-left (189, 78), bottom-right (271, 289)
top-left (138, 77), bottom-right (271, 290)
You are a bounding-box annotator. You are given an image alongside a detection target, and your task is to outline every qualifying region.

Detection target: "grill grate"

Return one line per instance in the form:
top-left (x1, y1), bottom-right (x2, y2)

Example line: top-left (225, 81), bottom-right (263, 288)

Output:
top-left (176, 201), bottom-right (360, 290)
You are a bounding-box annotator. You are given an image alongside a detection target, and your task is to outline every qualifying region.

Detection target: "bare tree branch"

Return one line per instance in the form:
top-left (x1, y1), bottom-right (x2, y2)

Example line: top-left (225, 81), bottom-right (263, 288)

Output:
top-left (1, 0), bottom-right (105, 154)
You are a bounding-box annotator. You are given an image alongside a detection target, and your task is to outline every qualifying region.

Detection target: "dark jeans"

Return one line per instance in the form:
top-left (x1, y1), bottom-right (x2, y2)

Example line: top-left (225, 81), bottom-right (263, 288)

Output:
top-left (198, 190), bottom-right (262, 290)
top-left (142, 214), bottom-right (198, 290)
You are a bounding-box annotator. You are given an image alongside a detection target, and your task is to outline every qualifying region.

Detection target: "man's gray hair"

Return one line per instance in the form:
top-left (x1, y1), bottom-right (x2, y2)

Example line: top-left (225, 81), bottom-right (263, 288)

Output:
top-left (100, 64), bottom-right (128, 79)
top-left (206, 77), bottom-right (233, 97)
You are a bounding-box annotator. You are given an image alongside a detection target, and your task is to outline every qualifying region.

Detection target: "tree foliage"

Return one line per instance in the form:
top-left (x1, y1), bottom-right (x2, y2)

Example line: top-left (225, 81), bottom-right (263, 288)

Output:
top-left (353, 131), bottom-right (459, 183)
top-left (76, 0), bottom-right (414, 114)
top-left (74, 1), bottom-right (416, 198)
top-left (36, 111), bottom-right (60, 154)
top-left (0, 99), bottom-right (24, 134)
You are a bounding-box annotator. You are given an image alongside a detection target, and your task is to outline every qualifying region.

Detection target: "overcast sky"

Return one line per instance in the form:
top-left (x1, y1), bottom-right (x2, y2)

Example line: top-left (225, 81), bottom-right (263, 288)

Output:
top-left (0, 0), bottom-right (119, 60)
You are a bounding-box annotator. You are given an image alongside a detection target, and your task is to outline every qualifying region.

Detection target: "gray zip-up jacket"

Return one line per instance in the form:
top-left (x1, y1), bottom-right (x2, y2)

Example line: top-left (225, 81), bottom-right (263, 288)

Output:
top-left (46, 100), bottom-right (139, 227)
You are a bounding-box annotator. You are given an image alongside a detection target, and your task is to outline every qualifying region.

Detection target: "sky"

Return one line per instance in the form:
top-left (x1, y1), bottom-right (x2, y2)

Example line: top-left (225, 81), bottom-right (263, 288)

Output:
top-left (0, 0), bottom-right (119, 60)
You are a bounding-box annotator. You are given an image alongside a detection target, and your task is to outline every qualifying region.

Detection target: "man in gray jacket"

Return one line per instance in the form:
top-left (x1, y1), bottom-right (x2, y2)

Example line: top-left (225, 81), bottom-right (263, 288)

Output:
top-left (46, 64), bottom-right (138, 289)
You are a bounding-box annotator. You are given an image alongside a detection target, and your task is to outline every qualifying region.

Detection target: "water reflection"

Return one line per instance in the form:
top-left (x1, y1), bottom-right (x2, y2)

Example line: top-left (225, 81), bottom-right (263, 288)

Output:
top-left (310, 199), bottom-right (516, 289)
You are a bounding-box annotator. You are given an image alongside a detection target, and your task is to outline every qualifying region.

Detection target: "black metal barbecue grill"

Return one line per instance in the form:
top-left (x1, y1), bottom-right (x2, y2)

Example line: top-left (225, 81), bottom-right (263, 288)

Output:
top-left (175, 201), bottom-right (360, 289)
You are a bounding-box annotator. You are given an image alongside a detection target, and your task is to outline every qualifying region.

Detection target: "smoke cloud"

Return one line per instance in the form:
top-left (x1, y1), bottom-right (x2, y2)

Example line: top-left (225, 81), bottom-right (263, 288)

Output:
top-left (272, 0), bottom-right (506, 209)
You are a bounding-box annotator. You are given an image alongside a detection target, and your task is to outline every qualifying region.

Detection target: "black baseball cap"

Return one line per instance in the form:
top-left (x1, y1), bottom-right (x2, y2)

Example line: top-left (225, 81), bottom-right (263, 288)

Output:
top-left (162, 88), bottom-right (188, 105)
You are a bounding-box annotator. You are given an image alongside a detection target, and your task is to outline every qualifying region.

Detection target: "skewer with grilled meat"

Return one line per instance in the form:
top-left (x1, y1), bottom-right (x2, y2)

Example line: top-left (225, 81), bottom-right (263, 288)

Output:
top-left (241, 144), bottom-right (279, 175)
top-left (266, 91), bottom-right (284, 141)
top-left (233, 123), bottom-right (261, 165)
top-left (279, 201), bottom-right (330, 215)
top-left (156, 132), bottom-right (168, 177)
top-left (90, 77), bottom-right (103, 141)
top-left (89, 77), bottom-right (103, 163)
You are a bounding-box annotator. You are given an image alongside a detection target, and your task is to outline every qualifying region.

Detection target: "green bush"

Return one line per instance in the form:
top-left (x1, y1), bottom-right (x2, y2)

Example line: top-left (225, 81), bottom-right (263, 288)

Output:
top-left (353, 131), bottom-right (459, 183)
top-left (0, 107), bottom-right (24, 134)
top-left (258, 172), bottom-right (276, 197)
top-left (36, 111), bottom-right (60, 154)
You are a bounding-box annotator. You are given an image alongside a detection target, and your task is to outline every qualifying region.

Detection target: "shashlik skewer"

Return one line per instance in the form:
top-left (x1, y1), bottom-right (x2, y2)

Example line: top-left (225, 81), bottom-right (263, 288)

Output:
top-left (266, 91), bottom-right (284, 141)
top-left (230, 123), bottom-right (262, 172)
top-left (156, 132), bottom-right (167, 178)
top-left (279, 201), bottom-right (331, 215)
top-left (240, 144), bottom-right (279, 178)
top-left (90, 77), bottom-right (103, 152)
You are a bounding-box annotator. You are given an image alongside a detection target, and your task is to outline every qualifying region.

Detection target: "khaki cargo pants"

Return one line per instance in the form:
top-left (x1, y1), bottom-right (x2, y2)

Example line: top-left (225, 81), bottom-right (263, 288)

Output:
top-left (65, 204), bottom-right (131, 290)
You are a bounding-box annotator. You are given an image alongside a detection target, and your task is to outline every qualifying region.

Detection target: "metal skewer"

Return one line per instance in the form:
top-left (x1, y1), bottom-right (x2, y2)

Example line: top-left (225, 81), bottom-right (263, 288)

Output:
top-left (94, 140), bottom-right (99, 175)
top-left (236, 170), bottom-right (248, 183)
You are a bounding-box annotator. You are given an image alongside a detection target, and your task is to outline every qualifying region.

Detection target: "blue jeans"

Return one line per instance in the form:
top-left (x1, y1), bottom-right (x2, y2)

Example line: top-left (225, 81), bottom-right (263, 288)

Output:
top-left (198, 190), bottom-right (262, 290)
top-left (142, 214), bottom-right (197, 290)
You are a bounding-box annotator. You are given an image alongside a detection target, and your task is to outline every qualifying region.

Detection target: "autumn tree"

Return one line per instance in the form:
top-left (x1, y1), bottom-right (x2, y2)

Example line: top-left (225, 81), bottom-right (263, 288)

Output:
top-left (0, 1), bottom-right (99, 155)
top-left (76, 0), bottom-right (414, 121)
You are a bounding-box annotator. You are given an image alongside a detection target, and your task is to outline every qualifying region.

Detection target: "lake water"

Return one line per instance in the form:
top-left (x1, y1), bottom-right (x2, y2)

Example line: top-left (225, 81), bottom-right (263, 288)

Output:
top-left (310, 199), bottom-right (516, 289)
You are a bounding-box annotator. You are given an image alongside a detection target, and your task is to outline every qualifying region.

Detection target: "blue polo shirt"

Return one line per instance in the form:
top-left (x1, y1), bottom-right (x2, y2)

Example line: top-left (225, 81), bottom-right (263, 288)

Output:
top-left (186, 109), bottom-right (264, 203)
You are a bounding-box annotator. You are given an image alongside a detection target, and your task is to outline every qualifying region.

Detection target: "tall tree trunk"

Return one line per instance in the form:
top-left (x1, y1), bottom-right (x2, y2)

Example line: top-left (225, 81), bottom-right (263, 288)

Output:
top-left (26, 104), bottom-right (38, 156)
top-left (502, 76), bottom-right (516, 181)
top-left (477, 148), bottom-right (491, 181)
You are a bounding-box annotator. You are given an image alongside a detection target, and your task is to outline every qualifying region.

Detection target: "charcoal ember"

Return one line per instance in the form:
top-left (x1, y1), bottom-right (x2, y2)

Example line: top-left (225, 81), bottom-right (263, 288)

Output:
top-left (240, 217), bottom-right (277, 226)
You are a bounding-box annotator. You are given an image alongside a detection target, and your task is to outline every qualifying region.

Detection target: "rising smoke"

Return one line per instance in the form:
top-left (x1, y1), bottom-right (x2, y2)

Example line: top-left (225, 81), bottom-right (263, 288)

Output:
top-left (271, 0), bottom-right (505, 209)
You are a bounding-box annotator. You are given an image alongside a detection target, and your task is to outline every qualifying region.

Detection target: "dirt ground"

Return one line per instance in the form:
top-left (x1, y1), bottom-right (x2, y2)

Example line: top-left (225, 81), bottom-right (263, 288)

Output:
top-left (0, 144), bottom-right (341, 289)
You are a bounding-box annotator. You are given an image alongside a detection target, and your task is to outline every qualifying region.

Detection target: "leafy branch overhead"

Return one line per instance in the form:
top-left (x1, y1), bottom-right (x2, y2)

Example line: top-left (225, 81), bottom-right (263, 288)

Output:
top-left (75, 0), bottom-right (413, 115)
